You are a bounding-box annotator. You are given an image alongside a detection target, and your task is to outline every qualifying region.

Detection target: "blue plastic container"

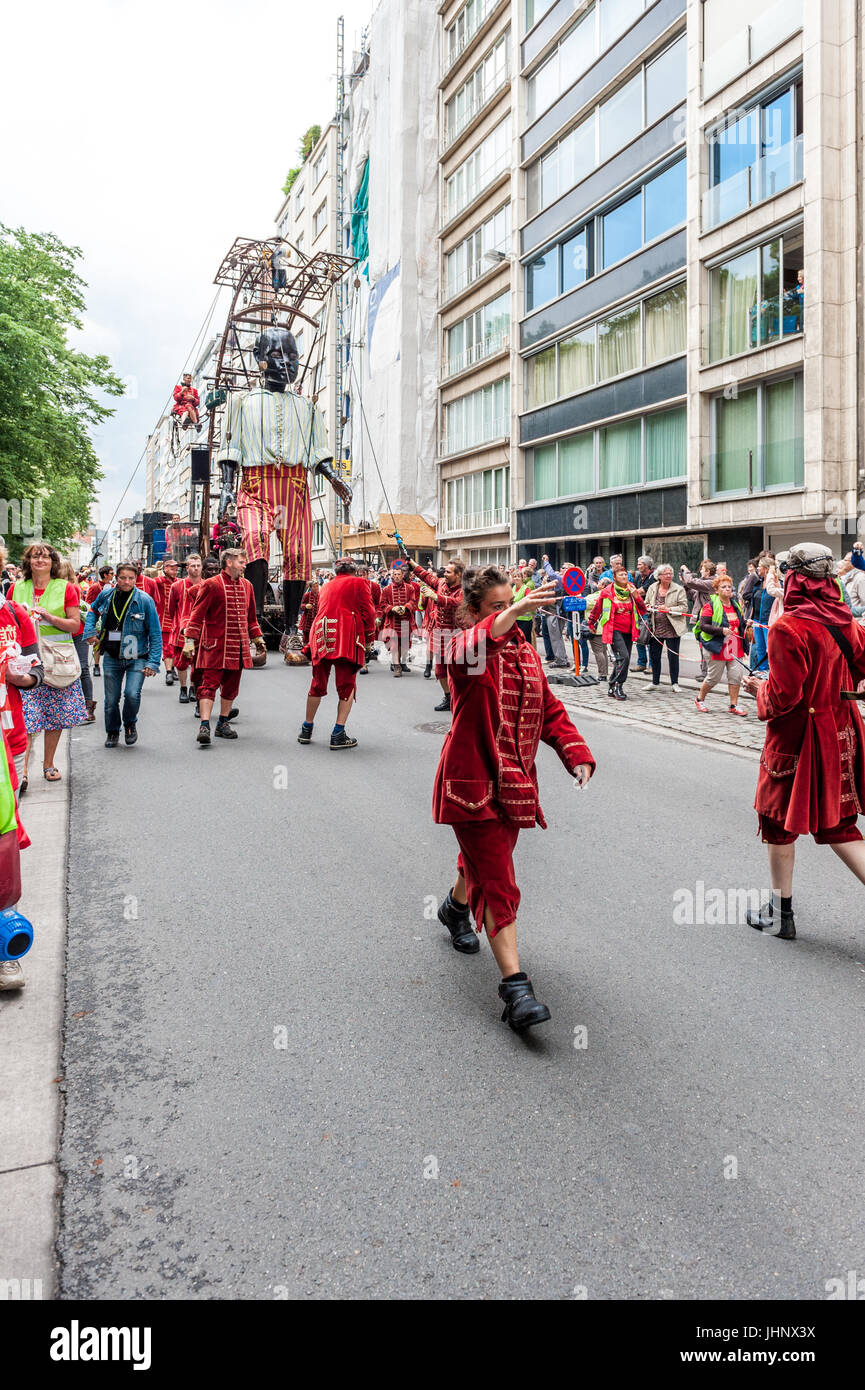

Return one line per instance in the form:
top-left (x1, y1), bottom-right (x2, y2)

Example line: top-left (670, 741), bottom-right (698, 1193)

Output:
top-left (0, 909), bottom-right (34, 961)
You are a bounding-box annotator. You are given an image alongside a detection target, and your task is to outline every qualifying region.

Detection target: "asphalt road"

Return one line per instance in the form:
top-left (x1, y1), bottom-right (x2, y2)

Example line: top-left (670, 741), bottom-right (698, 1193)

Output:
top-left (58, 649), bottom-right (865, 1300)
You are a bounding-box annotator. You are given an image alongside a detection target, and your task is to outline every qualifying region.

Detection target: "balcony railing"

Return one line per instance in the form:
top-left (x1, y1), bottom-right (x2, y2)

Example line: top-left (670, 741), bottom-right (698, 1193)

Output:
top-left (445, 146), bottom-right (511, 224)
top-left (442, 68), bottom-right (510, 153)
top-left (703, 0), bottom-right (803, 98)
top-left (702, 134), bottom-right (803, 231)
top-left (444, 330), bottom-right (510, 380)
top-left (440, 506), bottom-right (510, 535)
top-left (442, 249), bottom-right (508, 305)
top-left (442, 0), bottom-right (499, 78)
top-left (440, 419), bottom-right (510, 457)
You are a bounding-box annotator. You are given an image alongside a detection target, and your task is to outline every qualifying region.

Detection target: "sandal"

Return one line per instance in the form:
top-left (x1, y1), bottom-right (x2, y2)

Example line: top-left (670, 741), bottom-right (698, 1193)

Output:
top-left (43, 766), bottom-right (62, 782)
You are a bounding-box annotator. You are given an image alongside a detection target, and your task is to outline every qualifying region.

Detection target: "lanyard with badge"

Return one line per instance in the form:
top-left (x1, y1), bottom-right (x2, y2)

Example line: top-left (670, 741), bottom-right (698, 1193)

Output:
top-left (100, 589), bottom-right (134, 653)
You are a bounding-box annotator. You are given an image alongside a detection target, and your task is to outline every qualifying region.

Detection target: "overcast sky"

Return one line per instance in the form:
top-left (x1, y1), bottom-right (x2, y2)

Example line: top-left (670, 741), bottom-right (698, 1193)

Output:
top-left (0, 0), bottom-right (374, 537)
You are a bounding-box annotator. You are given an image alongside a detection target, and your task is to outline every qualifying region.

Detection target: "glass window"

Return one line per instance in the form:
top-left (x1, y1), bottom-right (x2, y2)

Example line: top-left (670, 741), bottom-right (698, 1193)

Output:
top-left (645, 282), bottom-right (686, 364)
top-left (526, 346), bottom-right (557, 409)
top-left (764, 377), bottom-right (803, 487)
top-left (558, 326), bottom-right (595, 394)
top-left (599, 0), bottom-right (643, 52)
top-left (644, 159), bottom-right (686, 242)
top-left (558, 433), bottom-right (595, 494)
top-left (560, 114), bottom-right (596, 193)
top-left (645, 35), bottom-right (686, 126)
top-left (602, 190), bottom-right (642, 268)
top-left (528, 49), bottom-right (558, 122)
top-left (646, 407), bottom-right (686, 482)
top-left (526, 0), bottom-right (556, 28)
top-left (561, 227), bottom-right (589, 293)
top-left (709, 249), bottom-right (758, 361)
top-left (526, 250), bottom-right (558, 310)
top-left (533, 444), bottom-right (557, 500)
top-left (760, 239), bottom-right (781, 346)
top-left (599, 72), bottom-right (642, 164)
top-left (600, 418), bottom-right (641, 488)
top-left (597, 304), bottom-right (640, 380)
top-left (781, 228), bottom-right (804, 335)
top-left (715, 387), bottom-right (757, 492)
top-left (559, 6), bottom-right (595, 90)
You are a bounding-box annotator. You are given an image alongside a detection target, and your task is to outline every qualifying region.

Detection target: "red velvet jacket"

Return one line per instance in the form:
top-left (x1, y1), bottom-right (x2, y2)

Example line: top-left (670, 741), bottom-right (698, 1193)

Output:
top-left (412, 564), bottom-right (462, 630)
top-left (166, 577), bottom-right (202, 643)
top-left (377, 580), bottom-right (419, 638)
top-left (151, 573), bottom-right (176, 629)
top-left (433, 615), bottom-right (595, 828)
top-left (173, 384), bottom-right (199, 414)
top-left (755, 614), bottom-right (865, 834)
top-left (185, 573), bottom-right (262, 670)
top-left (308, 574), bottom-right (376, 667)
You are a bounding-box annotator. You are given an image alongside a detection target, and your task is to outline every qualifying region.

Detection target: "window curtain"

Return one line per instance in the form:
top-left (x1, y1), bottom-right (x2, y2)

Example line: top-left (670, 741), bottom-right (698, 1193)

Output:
top-left (598, 305), bottom-right (640, 380)
top-left (710, 250), bottom-right (758, 360)
top-left (558, 433), bottom-right (595, 494)
top-left (559, 329), bottom-right (595, 394)
top-left (600, 419), bottom-right (641, 488)
top-left (646, 408), bottom-right (686, 482)
top-left (527, 347), bottom-right (557, 408)
top-left (764, 377), bottom-right (803, 487)
top-left (533, 445), bottom-right (557, 500)
top-left (715, 388), bottom-right (757, 492)
top-left (645, 284), bottom-right (686, 364)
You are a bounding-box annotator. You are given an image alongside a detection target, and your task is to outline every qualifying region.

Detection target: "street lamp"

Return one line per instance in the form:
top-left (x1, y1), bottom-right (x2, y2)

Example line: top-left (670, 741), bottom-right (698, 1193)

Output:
top-left (484, 250), bottom-right (512, 264)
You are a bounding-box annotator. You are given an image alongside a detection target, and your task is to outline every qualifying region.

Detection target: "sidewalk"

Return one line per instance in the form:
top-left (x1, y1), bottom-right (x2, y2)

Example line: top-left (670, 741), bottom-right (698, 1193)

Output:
top-left (0, 732), bottom-right (69, 1300)
top-left (553, 665), bottom-right (765, 756)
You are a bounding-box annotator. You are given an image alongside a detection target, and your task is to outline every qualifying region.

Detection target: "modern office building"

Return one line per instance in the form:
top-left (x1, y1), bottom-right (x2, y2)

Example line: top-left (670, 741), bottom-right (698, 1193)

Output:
top-left (437, 0), bottom-right (857, 577)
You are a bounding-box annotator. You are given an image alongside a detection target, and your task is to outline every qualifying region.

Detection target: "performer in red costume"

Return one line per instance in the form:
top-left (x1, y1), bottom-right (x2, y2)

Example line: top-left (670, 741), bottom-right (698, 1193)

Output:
top-left (432, 566), bottom-right (595, 1031)
top-left (183, 549), bottom-right (265, 746)
top-left (151, 557), bottom-right (179, 685)
top-left (172, 373), bottom-right (200, 429)
top-left (297, 579), bottom-right (319, 646)
top-left (418, 576), bottom-right (438, 680)
top-left (406, 556), bottom-right (465, 710)
top-left (742, 542), bottom-right (865, 941)
top-left (297, 557), bottom-right (375, 750)
top-left (355, 564), bottom-right (380, 676)
top-left (376, 562), bottom-right (419, 677)
top-left (165, 553), bottom-right (203, 704)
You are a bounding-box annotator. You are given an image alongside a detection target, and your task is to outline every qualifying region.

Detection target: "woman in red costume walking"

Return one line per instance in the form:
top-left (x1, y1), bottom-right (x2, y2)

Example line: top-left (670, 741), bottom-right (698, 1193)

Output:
top-left (432, 566), bottom-right (595, 1031)
top-left (742, 542), bottom-right (865, 940)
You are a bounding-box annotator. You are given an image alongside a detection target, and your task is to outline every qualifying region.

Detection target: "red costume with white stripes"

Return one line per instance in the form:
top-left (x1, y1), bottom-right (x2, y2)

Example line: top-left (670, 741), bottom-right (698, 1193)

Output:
top-left (433, 615), bottom-right (594, 936)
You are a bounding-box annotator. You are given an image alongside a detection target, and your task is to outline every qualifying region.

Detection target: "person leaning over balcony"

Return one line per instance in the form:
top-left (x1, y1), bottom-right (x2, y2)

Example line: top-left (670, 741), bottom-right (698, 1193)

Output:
top-left (693, 573), bottom-right (749, 717)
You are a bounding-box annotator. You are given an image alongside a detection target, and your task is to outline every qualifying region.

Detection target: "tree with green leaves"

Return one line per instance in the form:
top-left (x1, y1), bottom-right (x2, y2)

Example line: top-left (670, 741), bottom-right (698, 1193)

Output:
top-left (0, 225), bottom-right (125, 555)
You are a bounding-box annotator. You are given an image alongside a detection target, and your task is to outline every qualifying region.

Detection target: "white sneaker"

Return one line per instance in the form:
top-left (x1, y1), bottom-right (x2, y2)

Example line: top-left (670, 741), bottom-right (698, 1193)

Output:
top-left (0, 960), bottom-right (25, 990)
top-left (671, 684), bottom-right (681, 692)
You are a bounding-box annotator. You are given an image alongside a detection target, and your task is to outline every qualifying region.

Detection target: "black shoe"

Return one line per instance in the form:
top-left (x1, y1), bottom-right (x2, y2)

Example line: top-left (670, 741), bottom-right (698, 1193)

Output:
top-left (92, 667), bottom-right (101, 678)
top-left (193, 705), bottom-right (200, 719)
top-left (104, 731), bottom-right (119, 748)
top-left (215, 716), bottom-right (237, 739)
top-left (498, 974), bottom-right (551, 1032)
top-left (437, 893), bottom-right (479, 954)
top-left (124, 725), bottom-right (138, 746)
top-left (197, 720), bottom-right (211, 745)
top-left (400, 663), bottom-right (410, 673)
top-left (227, 707), bottom-right (239, 720)
top-left (297, 723), bottom-right (313, 744)
top-left (434, 693), bottom-right (451, 712)
top-left (179, 688), bottom-right (190, 704)
top-left (423, 662), bottom-right (432, 679)
top-left (609, 684), bottom-right (626, 701)
top-left (330, 730), bottom-right (358, 749)
top-left (608, 685), bottom-right (618, 698)
top-left (359, 666), bottom-right (369, 674)
top-left (165, 671), bottom-right (173, 686)
top-left (747, 900), bottom-right (796, 940)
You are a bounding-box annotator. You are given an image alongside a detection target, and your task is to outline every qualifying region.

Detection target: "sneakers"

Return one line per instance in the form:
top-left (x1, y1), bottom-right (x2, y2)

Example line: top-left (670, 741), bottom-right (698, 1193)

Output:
top-left (214, 716), bottom-right (237, 739)
top-left (124, 725), bottom-right (138, 745)
top-left (297, 722), bottom-right (314, 744)
top-left (729, 704), bottom-right (748, 717)
top-left (671, 684), bottom-right (681, 692)
top-left (197, 720), bottom-right (211, 745)
top-left (646, 683), bottom-right (659, 691)
top-left (105, 731), bottom-right (120, 747)
top-left (434, 693), bottom-right (451, 712)
top-left (694, 699), bottom-right (709, 713)
top-left (330, 730), bottom-right (358, 749)
top-left (0, 960), bottom-right (25, 991)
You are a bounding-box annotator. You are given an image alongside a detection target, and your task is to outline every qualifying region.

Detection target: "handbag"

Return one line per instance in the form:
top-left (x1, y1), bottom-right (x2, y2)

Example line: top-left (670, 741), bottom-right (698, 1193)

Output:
top-left (39, 635), bottom-right (81, 689)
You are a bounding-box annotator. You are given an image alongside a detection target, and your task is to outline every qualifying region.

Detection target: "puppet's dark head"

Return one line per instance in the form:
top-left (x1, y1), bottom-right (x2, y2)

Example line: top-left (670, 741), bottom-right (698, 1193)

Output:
top-left (253, 327), bottom-right (299, 393)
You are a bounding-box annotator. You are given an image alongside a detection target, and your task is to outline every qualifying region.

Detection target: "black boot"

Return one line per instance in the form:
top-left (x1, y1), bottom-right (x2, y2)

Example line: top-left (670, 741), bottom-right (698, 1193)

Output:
top-left (424, 661), bottom-right (432, 679)
top-left (179, 687), bottom-right (189, 704)
top-left (434, 692), bottom-right (451, 712)
top-left (747, 898), bottom-right (796, 940)
top-left (330, 729), bottom-right (358, 750)
top-left (215, 715), bottom-right (238, 739)
top-left (104, 731), bottom-right (119, 748)
top-left (616, 684), bottom-right (627, 700)
top-left (498, 973), bottom-right (551, 1031)
top-left (437, 892), bottom-right (479, 954)
top-left (246, 558), bottom-right (269, 623)
top-left (400, 662), bottom-right (410, 674)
